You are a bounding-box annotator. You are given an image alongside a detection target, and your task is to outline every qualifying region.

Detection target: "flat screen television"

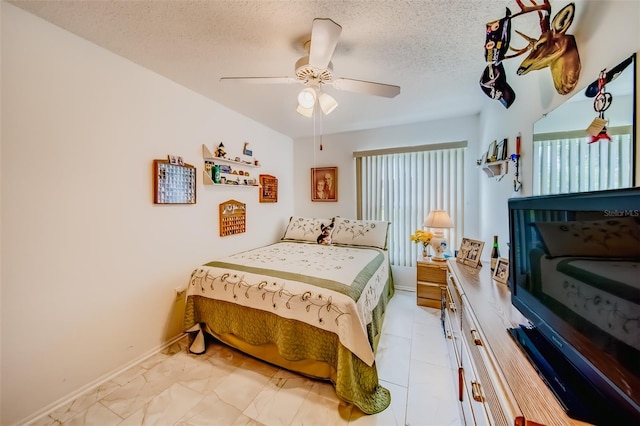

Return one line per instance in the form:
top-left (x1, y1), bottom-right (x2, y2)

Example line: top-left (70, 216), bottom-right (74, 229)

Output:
top-left (507, 187), bottom-right (640, 425)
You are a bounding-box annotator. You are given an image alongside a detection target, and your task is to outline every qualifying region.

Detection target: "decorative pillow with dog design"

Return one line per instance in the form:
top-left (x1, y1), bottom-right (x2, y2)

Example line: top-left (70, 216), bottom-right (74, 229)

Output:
top-left (331, 217), bottom-right (390, 249)
top-left (316, 218), bottom-right (335, 245)
top-left (282, 216), bottom-right (335, 243)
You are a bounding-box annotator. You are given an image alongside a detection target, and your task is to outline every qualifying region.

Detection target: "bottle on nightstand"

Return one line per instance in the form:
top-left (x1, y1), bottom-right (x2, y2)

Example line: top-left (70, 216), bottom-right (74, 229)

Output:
top-left (490, 235), bottom-right (500, 272)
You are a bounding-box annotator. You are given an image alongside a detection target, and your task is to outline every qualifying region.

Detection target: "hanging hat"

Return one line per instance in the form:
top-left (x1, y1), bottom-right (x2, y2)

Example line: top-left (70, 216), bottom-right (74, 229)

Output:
top-left (484, 8), bottom-right (512, 64)
top-left (479, 62), bottom-right (516, 109)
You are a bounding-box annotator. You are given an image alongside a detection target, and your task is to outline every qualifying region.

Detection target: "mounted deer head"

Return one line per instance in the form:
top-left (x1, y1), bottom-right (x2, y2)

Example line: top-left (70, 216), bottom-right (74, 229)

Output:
top-left (509, 0), bottom-right (581, 95)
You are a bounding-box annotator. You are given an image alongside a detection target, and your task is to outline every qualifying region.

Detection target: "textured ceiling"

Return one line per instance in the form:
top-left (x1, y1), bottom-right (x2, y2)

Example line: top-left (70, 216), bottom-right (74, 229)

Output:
top-left (10, 0), bottom-right (548, 139)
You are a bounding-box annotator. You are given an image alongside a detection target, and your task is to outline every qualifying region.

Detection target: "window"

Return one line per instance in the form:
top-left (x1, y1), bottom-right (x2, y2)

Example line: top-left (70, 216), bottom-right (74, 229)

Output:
top-left (355, 143), bottom-right (466, 267)
top-left (533, 127), bottom-right (633, 196)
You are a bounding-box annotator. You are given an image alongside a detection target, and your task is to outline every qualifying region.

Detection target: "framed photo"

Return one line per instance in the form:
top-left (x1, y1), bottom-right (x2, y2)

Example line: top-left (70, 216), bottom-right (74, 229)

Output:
top-left (456, 238), bottom-right (485, 268)
top-left (495, 138), bottom-right (507, 161)
top-left (311, 167), bottom-right (337, 202)
top-left (493, 257), bottom-right (509, 284)
top-left (486, 140), bottom-right (497, 162)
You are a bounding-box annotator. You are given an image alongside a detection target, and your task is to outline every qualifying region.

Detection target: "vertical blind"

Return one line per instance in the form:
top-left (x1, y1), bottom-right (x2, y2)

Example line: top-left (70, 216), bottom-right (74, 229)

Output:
top-left (355, 144), bottom-right (466, 267)
top-left (533, 128), bottom-right (633, 195)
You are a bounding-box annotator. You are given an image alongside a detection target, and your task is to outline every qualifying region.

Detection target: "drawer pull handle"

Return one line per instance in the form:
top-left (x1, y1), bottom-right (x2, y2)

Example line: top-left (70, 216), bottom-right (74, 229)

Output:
top-left (446, 288), bottom-right (456, 312)
top-left (471, 381), bottom-right (484, 402)
top-left (471, 329), bottom-right (482, 346)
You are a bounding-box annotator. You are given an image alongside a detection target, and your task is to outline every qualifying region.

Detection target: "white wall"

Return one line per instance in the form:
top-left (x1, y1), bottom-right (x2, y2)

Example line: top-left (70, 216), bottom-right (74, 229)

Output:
top-left (292, 115), bottom-right (481, 289)
top-left (1, 4), bottom-right (293, 424)
top-left (477, 0), bottom-right (640, 259)
top-left (2, 0), bottom-right (639, 423)
top-left (291, 0), bottom-right (640, 275)
top-left (293, 116), bottom-right (481, 226)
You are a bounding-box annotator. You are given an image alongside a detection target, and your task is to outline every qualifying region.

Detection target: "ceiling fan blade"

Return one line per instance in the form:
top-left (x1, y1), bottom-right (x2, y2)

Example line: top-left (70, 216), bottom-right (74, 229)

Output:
top-left (308, 18), bottom-right (342, 70)
top-left (219, 77), bottom-right (298, 84)
top-left (332, 78), bottom-right (401, 98)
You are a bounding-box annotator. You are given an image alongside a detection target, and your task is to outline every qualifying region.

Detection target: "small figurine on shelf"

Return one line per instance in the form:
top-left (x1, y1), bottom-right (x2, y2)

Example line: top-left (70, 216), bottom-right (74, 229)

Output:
top-left (243, 142), bottom-right (253, 156)
top-left (215, 142), bottom-right (226, 158)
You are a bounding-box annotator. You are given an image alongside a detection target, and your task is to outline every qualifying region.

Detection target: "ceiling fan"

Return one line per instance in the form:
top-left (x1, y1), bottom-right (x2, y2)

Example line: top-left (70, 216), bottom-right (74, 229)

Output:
top-left (220, 18), bottom-right (401, 117)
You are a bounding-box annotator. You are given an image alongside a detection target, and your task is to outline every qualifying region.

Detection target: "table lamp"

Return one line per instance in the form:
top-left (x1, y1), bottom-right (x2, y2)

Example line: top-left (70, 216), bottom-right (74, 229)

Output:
top-left (424, 210), bottom-right (454, 261)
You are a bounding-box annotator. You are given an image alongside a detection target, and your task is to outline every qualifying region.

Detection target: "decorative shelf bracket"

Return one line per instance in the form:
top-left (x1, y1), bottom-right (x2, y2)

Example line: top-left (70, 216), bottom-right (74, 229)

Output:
top-left (481, 160), bottom-right (509, 178)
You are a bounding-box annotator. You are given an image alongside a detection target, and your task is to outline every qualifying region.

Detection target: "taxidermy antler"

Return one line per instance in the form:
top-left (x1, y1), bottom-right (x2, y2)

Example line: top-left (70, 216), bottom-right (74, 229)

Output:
top-left (507, 0), bottom-right (581, 95)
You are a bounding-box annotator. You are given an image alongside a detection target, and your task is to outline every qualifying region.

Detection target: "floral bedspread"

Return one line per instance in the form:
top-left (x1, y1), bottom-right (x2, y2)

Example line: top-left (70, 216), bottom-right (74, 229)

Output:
top-left (186, 241), bottom-right (389, 366)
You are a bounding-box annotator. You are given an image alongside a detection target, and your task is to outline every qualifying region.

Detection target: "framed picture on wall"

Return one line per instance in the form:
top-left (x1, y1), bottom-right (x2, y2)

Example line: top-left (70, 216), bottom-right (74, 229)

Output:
top-left (311, 167), bottom-right (338, 202)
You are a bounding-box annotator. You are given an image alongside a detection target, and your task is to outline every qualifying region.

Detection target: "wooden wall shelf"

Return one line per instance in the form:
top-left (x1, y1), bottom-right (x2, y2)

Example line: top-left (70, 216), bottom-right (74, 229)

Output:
top-left (259, 174), bottom-right (278, 203)
top-left (219, 199), bottom-right (246, 236)
top-left (202, 144), bottom-right (260, 186)
top-left (481, 160), bottom-right (508, 178)
top-left (202, 144), bottom-right (259, 167)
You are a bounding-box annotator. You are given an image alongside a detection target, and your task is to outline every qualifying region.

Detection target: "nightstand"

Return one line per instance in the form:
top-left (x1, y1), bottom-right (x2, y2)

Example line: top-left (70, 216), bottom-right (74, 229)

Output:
top-left (416, 256), bottom-right (448, 308)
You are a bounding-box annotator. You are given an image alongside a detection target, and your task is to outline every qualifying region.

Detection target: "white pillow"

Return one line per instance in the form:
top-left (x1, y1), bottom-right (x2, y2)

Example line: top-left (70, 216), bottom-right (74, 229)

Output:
top-left (282, 216), bottom-right (334, 243)
top-left (330, 217), bottom-right (390, 249)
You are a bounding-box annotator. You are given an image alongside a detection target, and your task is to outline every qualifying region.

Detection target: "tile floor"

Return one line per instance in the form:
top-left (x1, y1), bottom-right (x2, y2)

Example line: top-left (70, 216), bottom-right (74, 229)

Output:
top-left (30, 290), bottom-right (462, 426)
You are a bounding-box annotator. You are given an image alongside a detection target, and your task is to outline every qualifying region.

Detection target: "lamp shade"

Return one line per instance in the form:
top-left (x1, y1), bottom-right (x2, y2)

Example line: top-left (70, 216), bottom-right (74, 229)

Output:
top-left (424, 210), bottom-right (453, 229)
top-left (296, 104), bottom-right (314, 117)
top-left (318, 91), bottom-right (338, 115)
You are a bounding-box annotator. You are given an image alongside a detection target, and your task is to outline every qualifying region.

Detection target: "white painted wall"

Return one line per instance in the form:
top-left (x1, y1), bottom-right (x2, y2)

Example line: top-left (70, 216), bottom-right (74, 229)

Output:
top-left (477, 0), bottom-right (640, 260)
top-left (292, 115), bottom-right (481, 290)
top-left (2, 0), bottom-right (639, 424)
top-left (1, 4), bottom-right (293, 424)
top-left (291, 0), bottom-right (640, 280)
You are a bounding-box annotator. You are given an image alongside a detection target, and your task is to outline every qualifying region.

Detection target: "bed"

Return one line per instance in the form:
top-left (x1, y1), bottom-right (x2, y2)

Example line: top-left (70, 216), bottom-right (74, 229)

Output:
top-left (182, 216), bottom-right (394, 414)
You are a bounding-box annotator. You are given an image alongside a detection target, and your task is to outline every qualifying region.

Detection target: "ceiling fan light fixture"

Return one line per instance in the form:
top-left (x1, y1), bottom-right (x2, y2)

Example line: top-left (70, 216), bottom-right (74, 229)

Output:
top-left (296, 104), bottom-right (314, 117)
top-left (318, 91), bottom-right (338, 115)
top-left (297, 87), bottom-right (317, 109)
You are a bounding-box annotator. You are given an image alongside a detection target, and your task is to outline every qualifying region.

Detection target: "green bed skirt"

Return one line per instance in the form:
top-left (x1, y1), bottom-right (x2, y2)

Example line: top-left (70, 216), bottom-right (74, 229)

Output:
top-left (183, 277), bottom-right (394, 414)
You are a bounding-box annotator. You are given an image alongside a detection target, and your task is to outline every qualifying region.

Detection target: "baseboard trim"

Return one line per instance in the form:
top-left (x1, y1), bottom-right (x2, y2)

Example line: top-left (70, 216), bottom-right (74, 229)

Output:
top-left (394, 284), bottom-right (415, 292)
top-left (20, 333), bottom-right (187, 426)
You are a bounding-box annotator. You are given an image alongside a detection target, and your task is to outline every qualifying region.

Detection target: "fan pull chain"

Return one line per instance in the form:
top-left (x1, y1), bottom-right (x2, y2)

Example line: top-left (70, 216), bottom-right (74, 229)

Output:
top-left (319, 111), bottom-right (323, 151)
top-left (313, 110), bottom-right (317, 166)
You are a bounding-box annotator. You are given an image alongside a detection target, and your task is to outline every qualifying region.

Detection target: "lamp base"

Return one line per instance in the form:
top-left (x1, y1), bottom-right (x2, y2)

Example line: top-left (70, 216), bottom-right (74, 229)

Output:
top-left (430, 232), bottom-right (448, 262)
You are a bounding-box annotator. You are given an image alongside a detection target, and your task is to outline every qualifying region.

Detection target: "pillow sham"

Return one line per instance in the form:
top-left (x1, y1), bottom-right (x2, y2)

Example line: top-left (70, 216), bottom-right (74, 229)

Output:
top-left (282, 216), bottom-right (334, 243)
top-left (330, 217), bottom-right (390, 249)
top-left (533, 217), bottom-right (640, 258)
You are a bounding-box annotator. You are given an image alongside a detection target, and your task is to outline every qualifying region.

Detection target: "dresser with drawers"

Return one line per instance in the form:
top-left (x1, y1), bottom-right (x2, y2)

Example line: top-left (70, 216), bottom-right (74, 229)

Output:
top-left (441, 260), bottom-right (590, 426)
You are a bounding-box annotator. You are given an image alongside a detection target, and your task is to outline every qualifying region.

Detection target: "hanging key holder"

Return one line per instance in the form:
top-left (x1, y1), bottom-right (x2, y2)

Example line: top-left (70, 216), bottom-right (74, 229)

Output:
top-left (586, 69), bottom-right (613, 143)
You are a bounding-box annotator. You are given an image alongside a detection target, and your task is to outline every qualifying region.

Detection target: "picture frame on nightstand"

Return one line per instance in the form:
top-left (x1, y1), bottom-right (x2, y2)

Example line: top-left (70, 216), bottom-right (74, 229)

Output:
top-left (456, 238), bottom-right (484, 268)
top-left (493, 257), bottom-right (509, 284)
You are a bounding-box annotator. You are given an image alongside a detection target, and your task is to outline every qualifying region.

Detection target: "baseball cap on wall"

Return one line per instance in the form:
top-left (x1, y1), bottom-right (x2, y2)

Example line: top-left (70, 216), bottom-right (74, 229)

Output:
top-left (479, 62), bottom-right (516, 109)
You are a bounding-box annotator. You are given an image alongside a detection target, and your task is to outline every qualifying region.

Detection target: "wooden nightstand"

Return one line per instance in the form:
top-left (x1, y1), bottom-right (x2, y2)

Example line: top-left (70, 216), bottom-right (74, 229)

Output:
top-left (416, 256), bottom-right (448, 308)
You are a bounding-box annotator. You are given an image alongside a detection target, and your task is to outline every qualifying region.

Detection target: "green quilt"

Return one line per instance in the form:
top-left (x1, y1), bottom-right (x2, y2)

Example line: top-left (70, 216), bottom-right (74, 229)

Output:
top-left (184, 277), bottom-right (393, 414)
top-left (184, 242), bottom-right (394, 414)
